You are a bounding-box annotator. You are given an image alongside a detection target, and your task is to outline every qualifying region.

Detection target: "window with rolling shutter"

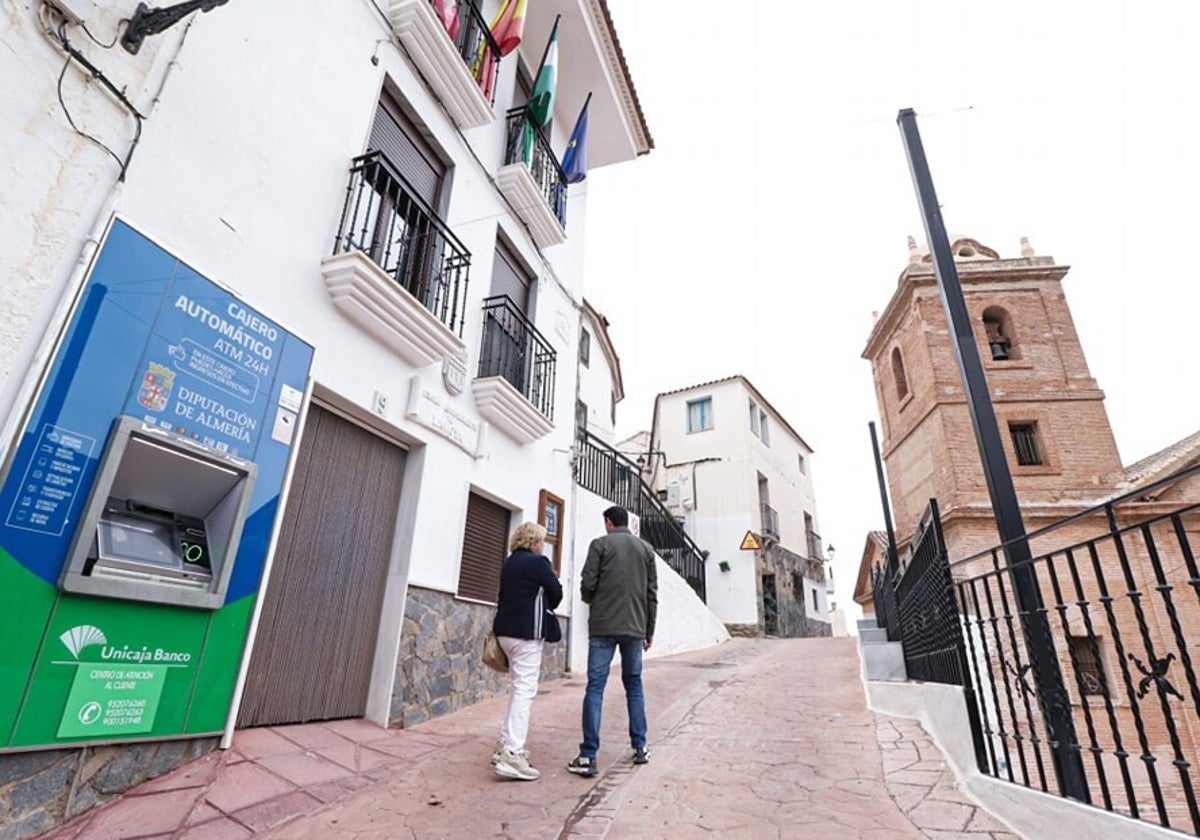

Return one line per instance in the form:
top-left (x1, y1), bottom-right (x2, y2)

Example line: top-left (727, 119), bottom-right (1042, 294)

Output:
top-left (457, 492), bottom-right (511, 603)
top-left (490, 238), bottom-right (532, 314)
top-left (369, 92), bottom-right (445, 209)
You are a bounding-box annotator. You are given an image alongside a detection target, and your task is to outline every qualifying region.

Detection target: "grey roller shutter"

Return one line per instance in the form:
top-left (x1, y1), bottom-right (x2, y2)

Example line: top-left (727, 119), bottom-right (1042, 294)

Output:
top-left (369, 95), bottom-right (444, 208)
top-left (490, 241), bottom-right (531, 313)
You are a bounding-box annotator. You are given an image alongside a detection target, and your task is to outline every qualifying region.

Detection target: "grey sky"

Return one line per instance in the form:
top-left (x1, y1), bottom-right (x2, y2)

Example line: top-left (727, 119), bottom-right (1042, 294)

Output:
top-left (580, 0), bottom-right (1200, 602)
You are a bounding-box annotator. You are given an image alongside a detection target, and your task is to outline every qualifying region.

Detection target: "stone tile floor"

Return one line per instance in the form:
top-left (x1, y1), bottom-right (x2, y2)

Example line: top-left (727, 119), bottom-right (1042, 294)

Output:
top-left (31, 639), bottom-right (1025, 839)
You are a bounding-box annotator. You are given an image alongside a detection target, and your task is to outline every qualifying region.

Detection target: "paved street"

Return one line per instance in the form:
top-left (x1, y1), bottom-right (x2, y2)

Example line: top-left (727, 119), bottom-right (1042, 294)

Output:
top-left (39, 638), bottom-right (1019, 839)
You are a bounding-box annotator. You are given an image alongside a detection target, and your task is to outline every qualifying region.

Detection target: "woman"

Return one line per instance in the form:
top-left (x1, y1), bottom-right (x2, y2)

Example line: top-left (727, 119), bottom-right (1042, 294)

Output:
top-left (491, 521), bottom-right (563, 780)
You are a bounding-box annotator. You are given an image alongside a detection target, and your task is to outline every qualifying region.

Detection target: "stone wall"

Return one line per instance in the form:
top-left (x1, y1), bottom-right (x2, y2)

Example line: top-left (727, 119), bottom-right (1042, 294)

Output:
top-left (0, 737), bottom-right (217, 840)
top-left (391, 586), bottom-right (567, 728)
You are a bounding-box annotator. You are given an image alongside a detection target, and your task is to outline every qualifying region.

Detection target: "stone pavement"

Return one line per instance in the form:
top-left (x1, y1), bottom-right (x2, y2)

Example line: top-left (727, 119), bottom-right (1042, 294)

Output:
top-left (36, 638), bottom-right (1023, 839)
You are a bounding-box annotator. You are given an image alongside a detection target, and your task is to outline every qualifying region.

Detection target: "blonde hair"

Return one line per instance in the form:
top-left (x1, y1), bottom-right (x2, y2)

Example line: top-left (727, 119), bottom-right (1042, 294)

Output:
top-left (510, 521), bottom-right (547, 553)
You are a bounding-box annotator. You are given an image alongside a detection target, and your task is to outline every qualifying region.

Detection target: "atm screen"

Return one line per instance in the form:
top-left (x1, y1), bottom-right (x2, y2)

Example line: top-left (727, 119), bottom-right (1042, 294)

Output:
top-left (97, 513), bottom-right (182, 571)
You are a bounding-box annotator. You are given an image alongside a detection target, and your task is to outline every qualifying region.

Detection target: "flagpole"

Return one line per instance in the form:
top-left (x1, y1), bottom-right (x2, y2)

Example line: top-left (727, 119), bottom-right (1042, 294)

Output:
top-left (531, 14), bottom-right (561, 90)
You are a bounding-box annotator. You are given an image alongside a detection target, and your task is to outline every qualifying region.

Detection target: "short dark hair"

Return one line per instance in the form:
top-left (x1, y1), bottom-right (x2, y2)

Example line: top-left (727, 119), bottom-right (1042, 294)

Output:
top-left (603, 505), bottom-right (628, 528)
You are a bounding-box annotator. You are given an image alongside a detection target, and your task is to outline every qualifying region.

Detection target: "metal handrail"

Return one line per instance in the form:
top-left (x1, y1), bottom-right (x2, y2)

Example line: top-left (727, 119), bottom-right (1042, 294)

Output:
top-left (503, 107), bottom-right (567, 228)
top-left (477, 295), bottom-right (556, 419)
top-left (333, 150), bottom-right (470, 336)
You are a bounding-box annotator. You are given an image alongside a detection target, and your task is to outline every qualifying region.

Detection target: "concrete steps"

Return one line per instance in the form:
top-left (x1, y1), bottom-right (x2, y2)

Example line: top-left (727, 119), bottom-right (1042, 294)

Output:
top-left (857, 618), bottom-right (907, 682)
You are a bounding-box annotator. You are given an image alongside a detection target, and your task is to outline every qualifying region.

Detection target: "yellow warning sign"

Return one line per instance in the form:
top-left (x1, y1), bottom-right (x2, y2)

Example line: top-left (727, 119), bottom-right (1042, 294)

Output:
top-left (739, 531), bottom-right (761, 551)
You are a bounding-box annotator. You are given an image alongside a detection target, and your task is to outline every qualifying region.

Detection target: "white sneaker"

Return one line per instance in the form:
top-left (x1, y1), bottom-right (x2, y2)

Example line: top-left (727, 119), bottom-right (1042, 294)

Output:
top-left (494, 746), bottom-right (540, 781)
top-left (491, 741), bottom-right (530, 765)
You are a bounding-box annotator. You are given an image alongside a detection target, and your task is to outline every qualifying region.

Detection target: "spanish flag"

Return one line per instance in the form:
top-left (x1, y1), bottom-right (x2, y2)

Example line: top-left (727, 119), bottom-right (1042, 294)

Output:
top-left (490, 0), bottom-right (528, 57)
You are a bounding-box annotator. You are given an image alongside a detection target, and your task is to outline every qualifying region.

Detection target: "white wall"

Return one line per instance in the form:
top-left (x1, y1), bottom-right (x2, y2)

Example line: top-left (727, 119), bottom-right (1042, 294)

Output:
top-left (654, 378), bottom-right (827, 625)
top-left (0, 0), bottom-right (643, 721)
top-left (577, 312), bottom-right (618, 443)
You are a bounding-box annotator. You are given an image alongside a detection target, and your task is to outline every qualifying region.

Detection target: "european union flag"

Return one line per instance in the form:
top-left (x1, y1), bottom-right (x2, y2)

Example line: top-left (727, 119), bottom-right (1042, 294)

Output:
top-left (561, 95), bottom-right (590, 184)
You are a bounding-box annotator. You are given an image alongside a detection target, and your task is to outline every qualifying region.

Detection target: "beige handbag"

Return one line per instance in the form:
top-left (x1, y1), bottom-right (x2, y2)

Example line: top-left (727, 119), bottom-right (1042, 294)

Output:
top-left (483, 632), bottom-right (509, 672)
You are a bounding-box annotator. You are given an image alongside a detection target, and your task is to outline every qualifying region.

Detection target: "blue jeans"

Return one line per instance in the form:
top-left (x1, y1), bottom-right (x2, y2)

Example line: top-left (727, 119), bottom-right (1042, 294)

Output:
top-left (580, 635), bottom-right (647, 758)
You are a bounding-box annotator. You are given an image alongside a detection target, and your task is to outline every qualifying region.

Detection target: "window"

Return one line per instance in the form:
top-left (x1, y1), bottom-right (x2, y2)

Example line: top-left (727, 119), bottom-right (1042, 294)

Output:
top-left (457, 492), bottom-right (511, 602)
top-left (686, 397), bottom-right (712, 433)
top-left (982, 305), bottom-right (1019, 361)
top-left (491, 238), bottom-right (533, 314)
top-left (1009, 422), bottom-right (1043, 466)
top-left (1069, 635), bottom-right (1106, 696)
top-left (580, 328), bottom-right (591, 367)
top-left (798, 453), bottom-right (807, 474)
top-left (538, 490), bottom-right (564, 575)
top-left (891, 347), bottom-right (909, 400)
top-left (749, 402), bottom-right (769, 444)
top-left (370, 91), bottom-right (445, 209)
top-left (576, 399), bottom-right (587, 435)
top-left (610, 391), bottom-right (616, 427)
top-left (812, 587), bottom-right (819, 612)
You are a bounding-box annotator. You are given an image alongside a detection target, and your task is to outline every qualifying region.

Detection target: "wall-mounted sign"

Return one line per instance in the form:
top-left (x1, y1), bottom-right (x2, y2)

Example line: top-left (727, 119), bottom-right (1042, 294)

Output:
top-left (442, 354), bottom-right (467, 396)
top-left (739, 531), bottom-right (762, 551)
top-left (406, 376), bottom-right (480, 456)
top-left (0, 218), bottom-right (313, 752)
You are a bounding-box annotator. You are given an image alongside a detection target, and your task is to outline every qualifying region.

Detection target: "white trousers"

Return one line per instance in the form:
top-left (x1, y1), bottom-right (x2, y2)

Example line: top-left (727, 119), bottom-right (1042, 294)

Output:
top-left (498, 636), bottom-right (543, 753)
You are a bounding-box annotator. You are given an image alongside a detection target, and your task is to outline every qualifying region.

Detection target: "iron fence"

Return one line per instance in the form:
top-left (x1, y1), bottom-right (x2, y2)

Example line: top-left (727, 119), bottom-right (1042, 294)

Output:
top-left (477, 295), bottom-right (555, 420)
top-left (949, 461), bottom-right (1200, 834)
top-left (333, 151), bottom-right (470, 336)
top-left (430, 0), bottom-right (502, 104)
top-left (575, 429), bottom-right (707, 601)
top-left (503, 107), bottom-right (567, 229)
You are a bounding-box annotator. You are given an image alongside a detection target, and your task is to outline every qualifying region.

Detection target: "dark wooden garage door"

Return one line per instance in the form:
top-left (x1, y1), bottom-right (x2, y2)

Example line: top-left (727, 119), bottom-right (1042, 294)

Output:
top-left (238, 404), bottom-right (405, 727)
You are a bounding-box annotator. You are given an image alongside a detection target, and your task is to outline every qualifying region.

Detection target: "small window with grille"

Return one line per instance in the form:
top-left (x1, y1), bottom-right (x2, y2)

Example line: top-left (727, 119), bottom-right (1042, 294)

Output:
top-left (1069, 635), bottom-right (1106, 696)
top-left (1009, 422), bottom-right (1044, 466)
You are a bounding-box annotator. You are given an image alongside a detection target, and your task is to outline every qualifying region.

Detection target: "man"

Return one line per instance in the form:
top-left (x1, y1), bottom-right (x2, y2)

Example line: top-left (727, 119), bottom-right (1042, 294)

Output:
top-left (568, 505), bottom-right (658, 778)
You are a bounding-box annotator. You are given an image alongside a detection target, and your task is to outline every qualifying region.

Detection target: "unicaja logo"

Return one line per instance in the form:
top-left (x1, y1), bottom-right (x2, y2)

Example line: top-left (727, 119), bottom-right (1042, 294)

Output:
top-left (60, 625), bottom-right (108, 659)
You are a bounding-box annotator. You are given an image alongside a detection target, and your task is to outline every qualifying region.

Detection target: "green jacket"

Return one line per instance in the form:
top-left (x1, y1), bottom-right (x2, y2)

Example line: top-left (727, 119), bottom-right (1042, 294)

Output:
top-left (580, 527), bottom-right (658, 639)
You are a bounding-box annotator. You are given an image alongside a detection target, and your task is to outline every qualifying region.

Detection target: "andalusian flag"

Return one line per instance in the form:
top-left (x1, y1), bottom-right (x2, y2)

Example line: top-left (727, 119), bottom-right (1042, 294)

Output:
top-left (490, 0), bottom-right (528, 56)
top-left (527, 20), bottom-right (558, 129)
top-left (561, 94), bottom-right (590, 184)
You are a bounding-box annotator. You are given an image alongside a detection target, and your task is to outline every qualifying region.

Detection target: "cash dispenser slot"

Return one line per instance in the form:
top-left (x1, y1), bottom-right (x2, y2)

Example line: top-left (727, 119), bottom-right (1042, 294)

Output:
top-left (61, 416), bottom-right (257, 609)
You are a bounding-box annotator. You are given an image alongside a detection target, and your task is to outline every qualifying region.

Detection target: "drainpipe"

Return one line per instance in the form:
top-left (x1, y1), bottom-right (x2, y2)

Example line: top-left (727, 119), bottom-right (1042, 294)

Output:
top-left (666, 457), bottom-right (721, 521)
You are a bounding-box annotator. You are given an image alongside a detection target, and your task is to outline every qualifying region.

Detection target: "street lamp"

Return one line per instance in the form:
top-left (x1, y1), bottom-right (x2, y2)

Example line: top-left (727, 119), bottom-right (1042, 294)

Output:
top-left (634, 450), bottom-right (667, 472)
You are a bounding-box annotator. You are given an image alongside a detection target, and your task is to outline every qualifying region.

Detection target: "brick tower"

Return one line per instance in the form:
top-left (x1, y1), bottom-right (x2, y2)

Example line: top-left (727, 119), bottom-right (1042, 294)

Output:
top-left (861, 235), bottom-right (1127, 554)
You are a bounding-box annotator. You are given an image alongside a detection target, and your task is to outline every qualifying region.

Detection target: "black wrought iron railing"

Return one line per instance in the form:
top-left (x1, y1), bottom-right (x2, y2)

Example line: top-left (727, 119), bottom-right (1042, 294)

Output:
top-left (333, 151), bottom-right (470, 336)
top-left (503, 107), bottom-right (567, 229)
top-left (429, 0), bottom-right (502, 104)
top-left (760, 503), bottom-right (779, 541)
top-left (477, 295), bottom-right (555, 419)
top-left (947, 462), bottom-right (1200, 834)
top-left (875, 462), bottom-right (1200, 833)
top-left (575, 429), bottom-right (707, 602)
top-left (807, 530), bottom-right (823, 560)
top-left (872, 499), bottom-right (989, 767)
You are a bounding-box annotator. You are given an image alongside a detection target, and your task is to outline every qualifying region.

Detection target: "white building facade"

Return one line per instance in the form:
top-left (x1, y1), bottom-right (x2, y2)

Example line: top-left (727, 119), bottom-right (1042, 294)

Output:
top-left (0, 0), bottom-right (651, 830)
top-left (648, 376), bottom-right (831, 637)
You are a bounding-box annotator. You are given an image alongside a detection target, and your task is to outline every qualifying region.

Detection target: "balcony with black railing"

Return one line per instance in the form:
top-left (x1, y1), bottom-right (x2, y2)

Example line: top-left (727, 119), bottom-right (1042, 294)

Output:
top-left (760, 502), bottom-right (780, 542)
top-left (388, 0), bottom-right (500, 128)
top-left (471, 295), bottom-right (556, 444)
top-left (321, 151), bottom-right (470, 367)
top-left (575, 429), bottom-right (708, 602)
top-left (496, 107), bottom-right (568, 249)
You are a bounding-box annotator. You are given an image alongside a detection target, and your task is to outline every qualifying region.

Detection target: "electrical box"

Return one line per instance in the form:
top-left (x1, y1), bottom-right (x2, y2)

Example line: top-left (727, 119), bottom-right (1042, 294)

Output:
top-left (666, 482), bottom-right (682, 509)
top-left (60, 416), bottom-right (257, 610)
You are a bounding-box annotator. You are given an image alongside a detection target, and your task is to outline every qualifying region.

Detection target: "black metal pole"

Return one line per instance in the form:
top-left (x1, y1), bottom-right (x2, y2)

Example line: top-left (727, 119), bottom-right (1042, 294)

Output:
top-left (896, 107), bottom-right (1088, 802)
top-left (869, 421), bottom-right (900, 574)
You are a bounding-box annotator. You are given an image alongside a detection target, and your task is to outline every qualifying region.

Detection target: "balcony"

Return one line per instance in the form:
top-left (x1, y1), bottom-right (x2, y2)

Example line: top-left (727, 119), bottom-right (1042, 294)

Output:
top-left (388, 0), bottom-right (501, 129)
top-left (471, 295), bottom-right (555, 444)
top-left (321, 151), bottom-right (469, 367)
top-left (760, 503), bottom-right (780, 542)
top-left (496, 108), bottom-right (568, 249)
